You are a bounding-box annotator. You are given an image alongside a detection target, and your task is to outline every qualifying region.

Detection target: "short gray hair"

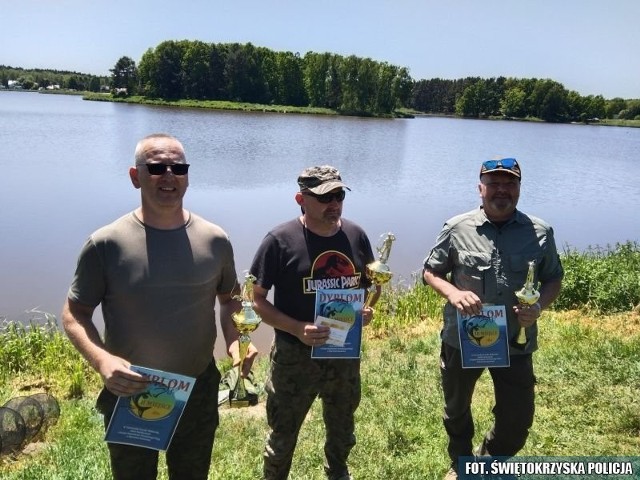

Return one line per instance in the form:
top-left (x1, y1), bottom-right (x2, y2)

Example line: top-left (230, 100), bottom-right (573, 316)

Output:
top-left (134, 133), bottom-right (184, 165)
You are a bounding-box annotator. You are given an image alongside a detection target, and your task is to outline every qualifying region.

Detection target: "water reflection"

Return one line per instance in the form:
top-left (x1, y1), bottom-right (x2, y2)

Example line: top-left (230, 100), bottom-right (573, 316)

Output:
top-left (178, 112), bottom-right (408, 190)
top-left (2, 91), bottom-right (640, 355)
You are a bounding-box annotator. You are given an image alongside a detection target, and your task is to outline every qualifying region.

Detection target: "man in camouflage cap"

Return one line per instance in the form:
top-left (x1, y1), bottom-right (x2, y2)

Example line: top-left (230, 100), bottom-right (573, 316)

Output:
top-left (297, 165), bottom-right (351, 194)
top-left (250, 165), bottom-right (379, 480)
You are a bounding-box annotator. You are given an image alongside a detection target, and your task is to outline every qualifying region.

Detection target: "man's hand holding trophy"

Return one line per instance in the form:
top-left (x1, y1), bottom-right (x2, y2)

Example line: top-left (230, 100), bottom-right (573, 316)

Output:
top-left (364, 233), bottom-right (396, 312)
top-left (230, 272), bottom-right (262, 408)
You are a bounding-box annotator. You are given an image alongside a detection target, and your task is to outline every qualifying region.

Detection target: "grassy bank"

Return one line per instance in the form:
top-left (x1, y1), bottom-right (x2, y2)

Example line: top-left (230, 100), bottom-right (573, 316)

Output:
top-left (82, 93), bottom-right (418, 118)
top-left (595, 118), bottom-right (640, 128)
top-left (1, 243), bottom-right (639, 479)
top-left (80, 92), bottom-right (640, 126)
top-left (83, 93), bottom-right (346, 116)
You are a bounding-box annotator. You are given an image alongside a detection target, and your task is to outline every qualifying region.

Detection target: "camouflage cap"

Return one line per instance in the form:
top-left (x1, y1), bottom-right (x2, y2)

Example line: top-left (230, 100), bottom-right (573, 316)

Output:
top-left (297, 165), bottom-right (351, 194)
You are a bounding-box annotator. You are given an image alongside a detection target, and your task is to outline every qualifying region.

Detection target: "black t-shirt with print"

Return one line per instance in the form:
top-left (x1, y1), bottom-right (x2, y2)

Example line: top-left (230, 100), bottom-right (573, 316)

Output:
top-left (250, 218), bottom-right (374, 344)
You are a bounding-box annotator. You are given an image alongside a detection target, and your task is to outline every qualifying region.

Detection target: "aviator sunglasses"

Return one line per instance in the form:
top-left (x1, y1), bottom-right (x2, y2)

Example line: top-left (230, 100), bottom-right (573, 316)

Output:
top-left (303, 190), bottom-right (346, 204)
top-left (140, 163), bottom-right (190, 176)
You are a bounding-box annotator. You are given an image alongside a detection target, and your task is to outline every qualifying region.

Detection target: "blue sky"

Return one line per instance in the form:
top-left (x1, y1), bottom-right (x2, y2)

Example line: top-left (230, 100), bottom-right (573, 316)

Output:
top-left (2, 0), bottom-right (638, 99)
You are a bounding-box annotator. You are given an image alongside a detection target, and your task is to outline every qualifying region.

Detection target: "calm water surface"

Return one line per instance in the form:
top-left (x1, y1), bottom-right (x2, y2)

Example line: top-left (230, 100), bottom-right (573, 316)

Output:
top-left (2, 91), bottom-right (639, 353)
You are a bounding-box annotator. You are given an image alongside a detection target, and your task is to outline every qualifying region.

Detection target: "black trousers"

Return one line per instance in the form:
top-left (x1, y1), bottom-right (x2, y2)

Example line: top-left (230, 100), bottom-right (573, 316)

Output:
top-left (440, 342), bottom-right (535, 466)
top-left (97, 361), bottom-right (221, 480)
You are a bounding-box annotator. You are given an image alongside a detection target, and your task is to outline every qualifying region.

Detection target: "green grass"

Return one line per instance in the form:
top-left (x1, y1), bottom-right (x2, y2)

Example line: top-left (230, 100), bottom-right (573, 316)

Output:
top-left (83, 93), bottom-right (341, 116)
top-left (77, 93), bottom-right (640, 126)
top-left (554, 241), bottom-right (640, 314)
top-left (81, 93), bottom-right (411, 118)
top-left (2, 245), bottom-right (640, 478)
top-left (597, 118), bottom-right (640, 128)
top-left (5, 309), bottom-right (638, 479)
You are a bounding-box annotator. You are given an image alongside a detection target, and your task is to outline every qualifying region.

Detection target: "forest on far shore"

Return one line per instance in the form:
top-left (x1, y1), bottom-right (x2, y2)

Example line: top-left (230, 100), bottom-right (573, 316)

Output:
top-left (3, 40), bottom-right (639, 122)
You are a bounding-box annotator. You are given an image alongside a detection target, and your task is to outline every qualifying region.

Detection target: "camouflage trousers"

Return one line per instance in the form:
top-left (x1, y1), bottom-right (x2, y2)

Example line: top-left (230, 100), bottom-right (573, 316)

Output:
top-left (97, 361), bottom-right (221, 480)
top-left (263, 338), bottom-right (361, 480)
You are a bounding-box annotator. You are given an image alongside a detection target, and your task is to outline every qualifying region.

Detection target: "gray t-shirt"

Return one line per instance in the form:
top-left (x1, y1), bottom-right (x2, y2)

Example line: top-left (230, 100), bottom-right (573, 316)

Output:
top-left (423, 207), bottom-right (564, 354)
top-left (68, 212), bottom-right (237, 376)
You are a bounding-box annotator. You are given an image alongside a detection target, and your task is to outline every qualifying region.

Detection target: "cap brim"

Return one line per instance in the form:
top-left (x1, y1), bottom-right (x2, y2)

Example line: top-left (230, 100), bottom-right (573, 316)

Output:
top-left (306, 181), bottom-right (351, 194)
top-left (480, 169), bottom-right (521, 179)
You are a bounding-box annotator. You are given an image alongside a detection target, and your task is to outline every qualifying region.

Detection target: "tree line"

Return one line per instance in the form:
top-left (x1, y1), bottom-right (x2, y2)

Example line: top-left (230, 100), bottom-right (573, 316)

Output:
top-left (412, 76), bottom-right (640, 122)
top-left (4, 40), bottom-right (639, 121)
top-left (110, 40), bottom-right (640, 121)
top-left (111, 40), bottom-right (412, 115)
top-left (0, 65), bottom-right (109, 92)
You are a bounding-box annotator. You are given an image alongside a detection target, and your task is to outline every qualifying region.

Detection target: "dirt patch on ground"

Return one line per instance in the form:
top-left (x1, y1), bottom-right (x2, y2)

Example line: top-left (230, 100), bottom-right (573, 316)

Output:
top-left (21, 441), bottom-right (48, 455)
top-left (219, 401), bottom-right (266, 419)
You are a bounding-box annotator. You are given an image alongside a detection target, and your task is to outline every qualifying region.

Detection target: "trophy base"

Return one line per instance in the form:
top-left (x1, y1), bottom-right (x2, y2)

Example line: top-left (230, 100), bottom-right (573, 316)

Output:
top-left (510, 339), bottom-right (528, 350)
top-left (229, 398), bottom-right (251, 408)
top-left (221, 368), bottom-right (259, 408)
top-left (228, 391), bottom-right (258, 408)
top-left (228, 381), bottom-right (259, 408)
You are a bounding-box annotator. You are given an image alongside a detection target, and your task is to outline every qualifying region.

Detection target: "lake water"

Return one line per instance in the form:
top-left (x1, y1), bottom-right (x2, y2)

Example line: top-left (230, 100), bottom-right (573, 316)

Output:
top-left (2, 91), bottom-right (639, 355)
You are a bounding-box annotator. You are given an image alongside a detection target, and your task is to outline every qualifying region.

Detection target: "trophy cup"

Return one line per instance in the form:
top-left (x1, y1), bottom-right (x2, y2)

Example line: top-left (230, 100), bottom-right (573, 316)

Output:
top-left (512, 260), bottom-right (540, 349)
top-left (230, 272), bottom-right (262, 408)
top-left (363, 232), bottom-right (396, 309)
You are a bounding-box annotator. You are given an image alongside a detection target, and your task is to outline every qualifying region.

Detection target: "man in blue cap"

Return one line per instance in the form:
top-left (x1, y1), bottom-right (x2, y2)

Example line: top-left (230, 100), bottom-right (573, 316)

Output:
top-left (422, 158), bottom-right (564, 480)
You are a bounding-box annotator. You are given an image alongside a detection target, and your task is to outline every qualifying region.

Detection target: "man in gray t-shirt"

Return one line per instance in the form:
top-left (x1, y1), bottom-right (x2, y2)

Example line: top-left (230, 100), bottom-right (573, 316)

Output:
top-left (63, 133), bottom-right (256, 479)
top-left (423, 158), bottom-right (563, 480)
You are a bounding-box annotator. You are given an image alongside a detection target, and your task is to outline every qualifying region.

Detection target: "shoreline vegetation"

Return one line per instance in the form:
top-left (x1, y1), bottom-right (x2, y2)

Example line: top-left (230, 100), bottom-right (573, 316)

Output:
top-left (82, 92), bottom-right (363, 117)
top-left (5, 88), bottom-right (640, 127)
top-left (4, 37), bottom-right (640, 125)
top-left (1, 242), bottom-right (639, 478)
top-left (80, 91), bottom-right (639, 127)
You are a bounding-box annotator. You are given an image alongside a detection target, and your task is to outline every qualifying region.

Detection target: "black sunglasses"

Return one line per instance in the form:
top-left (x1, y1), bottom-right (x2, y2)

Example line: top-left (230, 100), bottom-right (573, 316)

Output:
top-left (141, 163), bottom-right (190, 176)
top-left (303, 190), bottom-right (346, 204)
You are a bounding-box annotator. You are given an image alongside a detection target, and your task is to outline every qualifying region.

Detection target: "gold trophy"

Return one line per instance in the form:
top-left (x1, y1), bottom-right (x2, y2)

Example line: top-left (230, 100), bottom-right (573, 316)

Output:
top-left (364, 232), bottom-right (396, 309)
top-left (230, 272), bottom-right (261, 408)
top-left (513, 260), bottom-right (540, 348)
